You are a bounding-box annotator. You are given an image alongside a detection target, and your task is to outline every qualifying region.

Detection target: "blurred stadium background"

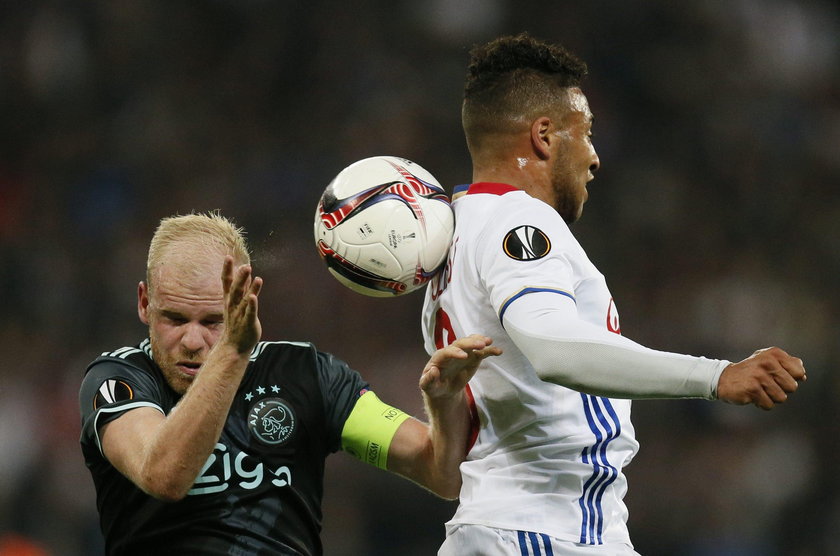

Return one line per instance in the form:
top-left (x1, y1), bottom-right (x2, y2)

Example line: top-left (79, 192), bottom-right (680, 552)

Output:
top-left (1, 1), bottom-right (838, 554)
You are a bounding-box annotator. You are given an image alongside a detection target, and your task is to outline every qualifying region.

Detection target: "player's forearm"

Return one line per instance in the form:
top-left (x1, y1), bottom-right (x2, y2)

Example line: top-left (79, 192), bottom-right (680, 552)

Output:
top-left (504, 295), bottom-right (728, 399)
top-left (421, 390), bottom-right (470, 499)
top-left (140, 343), bottom-right (249, 500)
top-left (384, 394), bottom-right (468, 499)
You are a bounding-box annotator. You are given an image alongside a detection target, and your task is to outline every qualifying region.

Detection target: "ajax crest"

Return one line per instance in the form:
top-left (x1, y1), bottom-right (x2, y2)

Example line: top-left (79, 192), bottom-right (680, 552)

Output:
top-left (248, 398), bottom-right (296, 446)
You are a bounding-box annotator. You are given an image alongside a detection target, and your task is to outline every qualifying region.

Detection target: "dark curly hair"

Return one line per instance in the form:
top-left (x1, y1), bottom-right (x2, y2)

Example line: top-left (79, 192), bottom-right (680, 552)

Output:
top-left (462, 33), bottom-right (588, 151)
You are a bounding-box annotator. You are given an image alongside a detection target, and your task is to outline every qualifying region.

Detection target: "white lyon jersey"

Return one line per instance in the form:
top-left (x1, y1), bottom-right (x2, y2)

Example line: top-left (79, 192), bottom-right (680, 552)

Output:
top-left (422, 182), bottom-right (639, 548)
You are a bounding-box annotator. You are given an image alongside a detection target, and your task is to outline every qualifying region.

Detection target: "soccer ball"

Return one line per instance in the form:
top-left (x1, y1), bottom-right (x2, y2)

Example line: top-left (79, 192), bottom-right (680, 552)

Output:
top-left (314, 156), bottom-right (454, 297)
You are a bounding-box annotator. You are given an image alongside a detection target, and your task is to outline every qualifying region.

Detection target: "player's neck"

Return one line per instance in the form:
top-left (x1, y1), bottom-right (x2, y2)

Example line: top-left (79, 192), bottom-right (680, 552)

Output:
top-left (472, 161), bottom-right (551, 202)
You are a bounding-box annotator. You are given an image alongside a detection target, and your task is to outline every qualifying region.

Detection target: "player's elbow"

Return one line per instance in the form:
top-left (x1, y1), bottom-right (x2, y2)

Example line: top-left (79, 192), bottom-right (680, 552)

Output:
top-left (534, 365), bottom-right (604, 397)
top-left (396, 453), bottom-right (463, 500)
top-left (533, 362), bottom-right (574, 389)
top-left (425, 473), bottom-right (462, 500)
top-left (435, 482), bottom-right (462, 501)
top-left (144, 481), bottom-right (191, 503)
top-left (138, 469), bottom-right (193, 502)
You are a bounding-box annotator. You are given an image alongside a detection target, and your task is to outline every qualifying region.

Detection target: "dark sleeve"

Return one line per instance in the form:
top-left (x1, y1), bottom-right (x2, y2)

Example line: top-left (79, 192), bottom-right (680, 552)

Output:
top-left (78, 359), bottom-right (165, 455)
top-left (314, 351), bottom-right (371, 453)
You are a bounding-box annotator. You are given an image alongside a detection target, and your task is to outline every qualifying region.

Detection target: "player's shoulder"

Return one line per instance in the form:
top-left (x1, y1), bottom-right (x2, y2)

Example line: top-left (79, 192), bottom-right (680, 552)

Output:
top-left (247, 340), bottom-right (329, 378)
top-left (80, 340), bottom-right (165, 413)
top-left (248, 340), bottom-right (362, 399)
top-left (248, 340), bottom-right (317, 362)
top-left (252, 341), bottom-right (352, 377)
top-left (501, 190), bottom-right (568, 229)
top-left (472, 192), bottom-right (577, 261)
top-left (86, 339), bottom-right (155, 377)
top-left (458, 183), bottom-right (568, 230)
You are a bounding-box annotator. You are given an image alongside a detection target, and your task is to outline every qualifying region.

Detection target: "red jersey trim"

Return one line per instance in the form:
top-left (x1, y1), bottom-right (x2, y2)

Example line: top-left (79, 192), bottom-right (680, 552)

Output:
top-left (465, 384), bottom-right (480, 453)
top-left (467, 182), bottom-right (519, 196)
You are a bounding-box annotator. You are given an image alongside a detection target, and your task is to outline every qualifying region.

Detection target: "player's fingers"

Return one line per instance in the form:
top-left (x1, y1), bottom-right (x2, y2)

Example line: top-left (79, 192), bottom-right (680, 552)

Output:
top-left (419, 366), bottom-right (434, 383)
top-left (454, 334), bottom-right (488, 351)
top-left (428, 348), bottom-right (464, 374)
top-left (771, 366), bottom-right (799, 394)
top-left (779, 354), bottom-right (806, 382)
top-left (761, 378), bottom-right (790, 405)
top-left (419, 366), bottom-right (442, 390)
top-left (250, 276), bottom-right (264, 298)
top-left (466, 347), bottom-right (498, 365)
top-left (752, 387), bottom-right (776, 411)
top-left (221, 256), bottom-right (234, 294)
top-left (454, 335), bottom-right (501, 360)
top-left (445, 345), bottom-right (469, 360)
top-left (230, 264), bottom-right (252, 305)
top-left (444, 343), bottom-right (474, 359)
top-left (755, 347), bottom-right (806, 379)
top-left (756, 348), bottom-right (803, 393)
top-left (478, 346), bottom-right (503, 358)
top-left (245, 292), bottom-right (259, 322)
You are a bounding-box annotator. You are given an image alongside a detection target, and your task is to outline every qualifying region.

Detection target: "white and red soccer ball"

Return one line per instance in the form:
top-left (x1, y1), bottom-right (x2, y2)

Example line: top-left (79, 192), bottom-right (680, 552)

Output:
top-left (314, 156), bottom-right (454, 297)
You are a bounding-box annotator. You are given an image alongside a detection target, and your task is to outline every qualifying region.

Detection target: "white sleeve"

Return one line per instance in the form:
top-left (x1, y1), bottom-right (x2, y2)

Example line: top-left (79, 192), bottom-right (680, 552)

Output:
top-left (503, 291), bottom-right (729, 400)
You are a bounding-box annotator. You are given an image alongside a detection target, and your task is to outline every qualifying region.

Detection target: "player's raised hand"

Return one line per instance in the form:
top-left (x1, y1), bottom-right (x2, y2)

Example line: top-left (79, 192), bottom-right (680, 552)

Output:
top-left (420, 335), bottom-right (502, 400)
top-left (716, 347), bottom-right (806, 410)
top-left (221, 256), bottom-right (263, 354)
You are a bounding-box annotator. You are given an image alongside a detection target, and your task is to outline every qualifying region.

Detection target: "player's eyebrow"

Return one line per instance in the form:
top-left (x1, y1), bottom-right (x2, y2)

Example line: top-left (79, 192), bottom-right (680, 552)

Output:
top-left (159, 309), bottom-right (225, 322)
top-left (159, 309), bottom-right (187, 320)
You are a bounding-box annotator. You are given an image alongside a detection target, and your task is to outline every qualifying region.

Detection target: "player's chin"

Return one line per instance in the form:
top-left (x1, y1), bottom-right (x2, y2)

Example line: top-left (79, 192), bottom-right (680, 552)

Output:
top-left (164, 368), bottom-right (196, 395)
top-left (575, 202), bottom-right (586, 221)
top-left (560, 205), bottom-right (584, 225)
top-left (572, 193), bottom-right (587, 220)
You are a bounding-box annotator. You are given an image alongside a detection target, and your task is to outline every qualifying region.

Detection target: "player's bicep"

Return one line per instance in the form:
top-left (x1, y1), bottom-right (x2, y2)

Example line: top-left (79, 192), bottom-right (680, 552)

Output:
top-left (386, 417), bottom-right (431, 479)
top-left (499, 287), bottom-right (578, 327)
top-left (340, 391), bottom-right (410, 470)
top-left (100, 406), bottom-right (166, 484)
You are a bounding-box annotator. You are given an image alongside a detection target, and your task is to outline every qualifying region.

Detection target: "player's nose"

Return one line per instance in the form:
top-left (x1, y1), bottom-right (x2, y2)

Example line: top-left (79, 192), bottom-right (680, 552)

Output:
top-left (181, 322), bottom-right (208, 352)
top-left (590, 151), bottom-right (600, 174)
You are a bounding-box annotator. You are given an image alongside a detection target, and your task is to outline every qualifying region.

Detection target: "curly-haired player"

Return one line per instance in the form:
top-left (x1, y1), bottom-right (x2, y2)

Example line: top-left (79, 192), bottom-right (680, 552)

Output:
top-left (422, 33), bottom-right (806, 555)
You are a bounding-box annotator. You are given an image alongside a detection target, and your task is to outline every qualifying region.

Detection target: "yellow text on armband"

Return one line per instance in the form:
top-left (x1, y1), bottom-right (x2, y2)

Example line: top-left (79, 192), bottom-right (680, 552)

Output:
top-left (340, 391), bottom-right (410, 470)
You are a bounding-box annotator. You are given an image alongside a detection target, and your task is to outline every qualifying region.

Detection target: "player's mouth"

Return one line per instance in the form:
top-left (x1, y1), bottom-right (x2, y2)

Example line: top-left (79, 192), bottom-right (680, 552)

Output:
top-left (177, 361), bottom-right (202, 376)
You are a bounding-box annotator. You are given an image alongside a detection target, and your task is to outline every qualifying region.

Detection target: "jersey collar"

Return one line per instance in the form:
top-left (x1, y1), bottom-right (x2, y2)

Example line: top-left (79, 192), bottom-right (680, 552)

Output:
top-left (452, 182), bottom-right (519, 200)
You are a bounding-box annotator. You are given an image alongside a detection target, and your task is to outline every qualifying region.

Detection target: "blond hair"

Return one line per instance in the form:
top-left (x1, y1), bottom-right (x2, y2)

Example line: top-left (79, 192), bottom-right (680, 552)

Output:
top-left (146, 211), bottom-right (250, 294)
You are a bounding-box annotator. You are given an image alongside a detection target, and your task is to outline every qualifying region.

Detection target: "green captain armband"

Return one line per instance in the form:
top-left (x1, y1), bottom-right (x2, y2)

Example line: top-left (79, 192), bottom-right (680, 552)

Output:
top-left (341, 391), bottom-right (410, 469)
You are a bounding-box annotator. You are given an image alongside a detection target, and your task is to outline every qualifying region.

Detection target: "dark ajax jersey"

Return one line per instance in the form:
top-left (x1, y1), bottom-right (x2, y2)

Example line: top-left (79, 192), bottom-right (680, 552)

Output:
top-left (79, 339), bottom-right (369, 556)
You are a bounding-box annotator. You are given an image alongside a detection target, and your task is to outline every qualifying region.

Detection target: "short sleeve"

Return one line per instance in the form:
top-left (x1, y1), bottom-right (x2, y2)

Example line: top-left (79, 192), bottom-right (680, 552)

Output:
top-left (476, 198), bottom-right (581, 320)
top-left (79, 360), bottom-right (166, 456)
top-left (314, 351), bottom-right (371, 453)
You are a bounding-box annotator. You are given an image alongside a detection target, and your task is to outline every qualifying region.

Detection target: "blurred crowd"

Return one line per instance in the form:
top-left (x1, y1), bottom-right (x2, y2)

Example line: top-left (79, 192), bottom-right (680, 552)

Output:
top-left (0, 1), bottom-right (837, 554)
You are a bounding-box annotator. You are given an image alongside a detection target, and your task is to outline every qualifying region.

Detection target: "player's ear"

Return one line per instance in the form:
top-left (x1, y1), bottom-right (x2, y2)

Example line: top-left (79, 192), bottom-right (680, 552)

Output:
top-left (530, 116), bottom-right (552, 160)
top-left (138, 281), bottom-right (150, 324)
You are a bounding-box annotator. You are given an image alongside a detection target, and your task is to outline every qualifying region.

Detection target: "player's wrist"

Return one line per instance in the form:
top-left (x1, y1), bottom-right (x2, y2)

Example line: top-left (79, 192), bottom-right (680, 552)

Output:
top-left (423, 387), bottom-right (467, 415)
top-left (217, 328), bottom-right (259, 355)
top-left (208, 340), bottom-right (253, 369)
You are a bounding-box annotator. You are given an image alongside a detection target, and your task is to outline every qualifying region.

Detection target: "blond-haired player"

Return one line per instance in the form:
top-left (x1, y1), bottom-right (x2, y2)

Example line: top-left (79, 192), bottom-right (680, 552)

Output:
top-left (80, 211), bottom-right (501, 554)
